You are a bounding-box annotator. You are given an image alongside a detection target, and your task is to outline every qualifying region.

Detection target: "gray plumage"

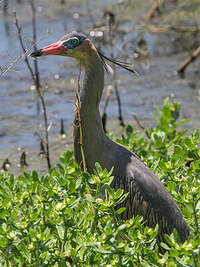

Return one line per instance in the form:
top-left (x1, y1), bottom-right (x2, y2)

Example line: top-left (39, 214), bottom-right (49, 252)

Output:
top-left (31, 32), bottom-right (190, 244)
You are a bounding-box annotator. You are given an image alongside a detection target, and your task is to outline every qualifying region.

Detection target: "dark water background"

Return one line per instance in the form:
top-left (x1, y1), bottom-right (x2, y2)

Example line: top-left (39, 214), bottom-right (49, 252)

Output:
top-left (0, 0), bottom-right (200, 174)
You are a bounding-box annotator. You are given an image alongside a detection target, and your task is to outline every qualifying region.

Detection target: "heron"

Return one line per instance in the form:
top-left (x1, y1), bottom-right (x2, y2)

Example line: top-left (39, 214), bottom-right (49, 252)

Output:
top-left (31, 32), bottom-right (190, 244)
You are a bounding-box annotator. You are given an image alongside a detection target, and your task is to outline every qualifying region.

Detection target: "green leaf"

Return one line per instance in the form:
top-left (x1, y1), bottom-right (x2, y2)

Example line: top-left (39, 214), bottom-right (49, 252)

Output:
top-left (56, 225), bottom-right (65, 240)
top-left (116, 207), bottom-right (126, 214)
top-left (95, 162), bottom-right (102, 174)
top-left (95, 248), bottom-right (117, 255)
top-left (0, 236), bottom-right (7, 248)
top-left (160, 242), bottom-right (170, 250)
top-left (0, 98), bottom-right (199, 266)
top-left (114, 188), bottom-right (123, 200)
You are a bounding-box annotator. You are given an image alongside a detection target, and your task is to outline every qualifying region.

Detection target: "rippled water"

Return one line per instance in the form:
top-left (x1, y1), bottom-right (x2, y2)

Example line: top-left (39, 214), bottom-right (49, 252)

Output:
top-left (0, 0), bottom-right (200, 174)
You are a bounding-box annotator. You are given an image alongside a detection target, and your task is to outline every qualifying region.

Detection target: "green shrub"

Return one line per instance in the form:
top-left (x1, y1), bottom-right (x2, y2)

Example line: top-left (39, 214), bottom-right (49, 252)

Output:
top-left (0, 98), bottom-right (199, 266)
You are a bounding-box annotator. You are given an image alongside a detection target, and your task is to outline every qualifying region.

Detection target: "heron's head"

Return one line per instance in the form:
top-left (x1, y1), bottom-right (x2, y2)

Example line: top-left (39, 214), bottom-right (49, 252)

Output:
top-left (31, 31), bottom-right (137, 74)
top-left (30, 32), bottom-right (96, 61)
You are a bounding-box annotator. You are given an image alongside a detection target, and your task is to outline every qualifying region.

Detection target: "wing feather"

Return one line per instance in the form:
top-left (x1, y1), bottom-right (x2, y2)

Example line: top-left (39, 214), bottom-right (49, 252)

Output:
top-left (111, 148), bottom-right (190, 243)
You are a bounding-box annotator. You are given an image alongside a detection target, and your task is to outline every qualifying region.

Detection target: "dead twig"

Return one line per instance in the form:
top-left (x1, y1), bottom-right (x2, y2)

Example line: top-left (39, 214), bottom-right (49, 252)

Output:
top-left (60, 119), bottom-right (65, 135)
top-left (102, 85), bottom-right (112, 132)
top-left (133, 114), bottom-right (150, 139)
top-left (19, 152), bottom-right (28, 167)
top-left (0, 54), bottom-right (24, 78)
top-left (0, 11), bottom-right (49, 79)
top-left (30, 0), bottom-right (51, 169)
top-left (30, 0), bottom-right (40, 113)
top-left (108, 12), bottom-right (125, 128)
top-left (145, 0), bottom-right (162, 22)
top-left (75, 63), bottom-right (86, 172)
top-left (177, 46), bottom-right (200, 74)
top-left (0, 35), bottom-right (47, 79)
top-left (14, 8), bottom-right (51, 170)
top-left (39, 140), bottom-right (46, 156)
top-left (13, 12), bottom-right (35, 80)
top-left (102, 11), bottom-right (125, 130)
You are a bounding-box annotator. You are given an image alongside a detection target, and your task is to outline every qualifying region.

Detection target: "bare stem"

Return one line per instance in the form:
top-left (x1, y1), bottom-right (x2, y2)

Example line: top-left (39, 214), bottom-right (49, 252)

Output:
top-left (30, 0), bottom-right (40, 87)
top-left (30, 0), bottom-right (51, 170)
top-left (102, 12), bottom-right (125, 128)
top-left (145, 0), bottom-right (161, 22)
top-left (133, 114), bottom-right (150, 139)
top-left (109, 20), bottom-right (125, 127)
top-left (102, 85), bottom-right (112, 131)
top-left (14, 10), bottom-right (51, 170)
top-left (30, 0), bottom-right (41, 114)
top-left (14, 12), bottom-right (35, 81)
top-left (76, 64), bottom-right (87, 172)
top-left (177, 46), bottom-right (200, 74)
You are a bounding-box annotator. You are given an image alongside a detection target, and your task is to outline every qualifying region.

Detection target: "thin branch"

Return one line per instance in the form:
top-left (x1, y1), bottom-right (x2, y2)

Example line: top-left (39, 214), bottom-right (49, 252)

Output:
top-left (60, 119), bottom-right (65, 135)
top-left (145, 0), bottom-right (162, 22)
top-left (39, 140), bottom-right (46, 156)
top-left (13, 12), bottom-right (35, 81)
top-left (76, 63), bottom-right (87, 172)
top-left (177, 46), bottom-right (200, 74)
top-left (30, 0), bottom-right (40, 114)
top-left (30, 0), bottom-right (40, 89)
top-left (102, 11), bottom-right (125, 129)
top-left (14, 10), bottom-right (51, 170)
top-left (102, 85), bottom-right (112, 132)
top-left (36, 86), bottom-right (51, 169)
top-left (114, 81), bottom-right (125, 127)
top-left (133, 114), bottom-right (150, 139)
top-left (109, 18), bottom-right (125, 127)
top-left (0, 54), bottom-right (24, 78)
top-left (0, 11), bottom-right (50, 79)
top-left (19, 152), bottom-right (28, 167)
top-left (0, 32), bottom-right (49, 79)
top-left (30, 1), bottom-right (51, 169)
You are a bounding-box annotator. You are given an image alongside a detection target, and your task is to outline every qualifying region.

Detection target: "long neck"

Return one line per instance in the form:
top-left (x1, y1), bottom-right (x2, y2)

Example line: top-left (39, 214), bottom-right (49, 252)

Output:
top-left (73, 51), bottom-right (107, 171)
top-left (81, 52), bottom-right (104, 111)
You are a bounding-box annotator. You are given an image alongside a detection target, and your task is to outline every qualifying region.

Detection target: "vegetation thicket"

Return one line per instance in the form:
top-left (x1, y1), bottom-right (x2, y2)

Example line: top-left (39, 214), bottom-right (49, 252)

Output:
top-left (0, 98), bottom-right (199, 266)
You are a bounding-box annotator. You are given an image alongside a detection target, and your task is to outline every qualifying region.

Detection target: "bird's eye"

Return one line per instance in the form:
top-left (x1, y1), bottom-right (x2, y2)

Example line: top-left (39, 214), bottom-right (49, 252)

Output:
top-left (62, 37), bottom-right (80, 48)
top-left (70, 38), bottom-right (80, 46)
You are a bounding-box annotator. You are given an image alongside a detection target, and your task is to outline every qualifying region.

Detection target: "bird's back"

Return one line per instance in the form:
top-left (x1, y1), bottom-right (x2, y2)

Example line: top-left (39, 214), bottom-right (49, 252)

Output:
top-left (107, 140), bottom-right (190, 243)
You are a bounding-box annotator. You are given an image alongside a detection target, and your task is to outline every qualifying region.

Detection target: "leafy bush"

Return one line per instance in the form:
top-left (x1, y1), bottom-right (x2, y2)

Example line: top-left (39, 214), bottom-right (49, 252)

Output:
top-left (0, 98), bottom-right (199, 266)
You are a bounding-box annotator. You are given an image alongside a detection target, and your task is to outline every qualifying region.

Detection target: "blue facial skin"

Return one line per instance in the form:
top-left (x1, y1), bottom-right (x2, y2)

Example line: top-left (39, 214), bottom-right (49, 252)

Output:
top-left (60, 32), bottom-right (86, 49)
top-left (62, 37), bottom-right (81, 49)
